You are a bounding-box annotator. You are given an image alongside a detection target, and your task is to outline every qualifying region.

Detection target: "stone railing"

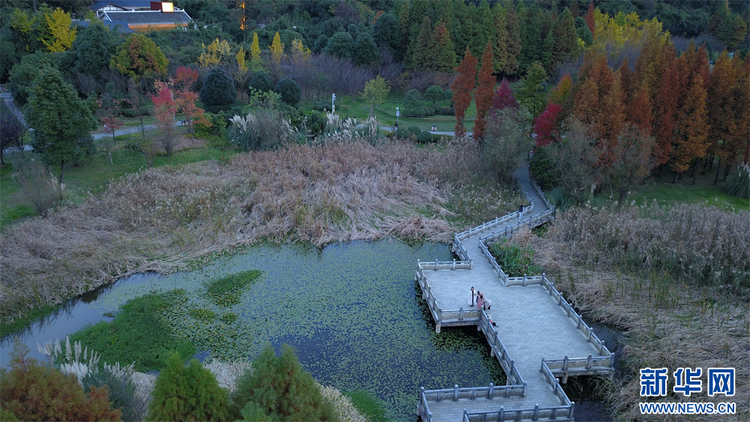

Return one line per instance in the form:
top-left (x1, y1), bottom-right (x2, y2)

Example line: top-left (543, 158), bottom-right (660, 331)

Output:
top-left (422, 382), bottom-right (525, 403)
top-left (462, 403), bottom-right (574, 422)
top-left (416, 268), bottom-right (440, 323)
top-left (452, 234), bottom-right (470, 261)
top-left (540, 275), bottom-right (613, 359)
top-left (418, 259), bottom-right (473, 271)
top-left (418, 388), bottom-right (434, 422)
top-left (455, 202), bottom-right (534, 241)
top-left (531, 180), bottom-right (553, 211)
top-left (478, 310), bottom-right (526, 391)
top-left (544, 355), bottom-right (615, 382)
top-left (540, 359), bottom-right (575, 407)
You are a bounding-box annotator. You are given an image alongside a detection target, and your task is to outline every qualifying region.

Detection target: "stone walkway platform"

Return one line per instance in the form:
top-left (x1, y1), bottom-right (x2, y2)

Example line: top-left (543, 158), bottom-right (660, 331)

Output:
top-left (417, 165), bottom-right (613, 422)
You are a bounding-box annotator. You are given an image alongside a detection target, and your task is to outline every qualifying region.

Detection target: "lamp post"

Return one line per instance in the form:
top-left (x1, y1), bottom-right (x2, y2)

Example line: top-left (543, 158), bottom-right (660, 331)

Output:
top-left (396, 106), bottom-right (399, 126)
top-left (332, 93), bottom-right (336, 114)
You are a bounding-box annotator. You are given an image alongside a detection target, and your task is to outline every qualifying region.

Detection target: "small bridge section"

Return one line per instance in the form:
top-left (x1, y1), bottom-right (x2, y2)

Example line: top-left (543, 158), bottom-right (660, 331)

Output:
top-left (417, 165), bottom-right (613, 422)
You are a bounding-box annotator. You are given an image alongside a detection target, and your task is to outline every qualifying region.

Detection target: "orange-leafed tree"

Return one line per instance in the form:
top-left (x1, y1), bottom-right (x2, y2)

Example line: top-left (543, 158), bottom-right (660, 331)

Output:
top-left (618, 58), bottom-right (632, 102)
top-left (627, 86), bottom-right (653, 136)
top-left (548, 72), bottom-right (573, 106)
top-left (606, 123), bottom-right (656, 204)
top-left (670, 74), bottom-right (709, 182)
top-left (0, 342), bottom-right (122, 421)
top-left (474, 41), bottom-right (495, 140)
top-left (584, 0), bottom-right (595, 35)
top-left (452, 46), bottom-right (478, 136)
top-left (596, 75), bottom-right (626, 168)
top-left (170, 67), bottom-right (209, 140)
top-left (652, 59), bottom-right (681, 167)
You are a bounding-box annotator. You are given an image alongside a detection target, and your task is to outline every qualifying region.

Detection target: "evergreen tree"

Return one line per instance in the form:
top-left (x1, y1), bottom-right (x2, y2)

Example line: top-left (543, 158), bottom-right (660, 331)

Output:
top-left (517, 62), bottom-right (548, 118)
top-left (111, 33), bottom-right (168, 82)
top-left (249, 70), bottom-right (274, 94)
top-left (504, 5), bottom-right (522, 75)
top-left (433, 22), bottom-right (457, 72)
top-left (451, 46), bottom-right (478, 136)
top-left (324, 32), bottom-right (354, 59)
top-left (492, 5), bottom-right (510, 74)
top-left (550, 8), bottom-right (579, 71)
top-left (274, 78), bottom-right (301, 106)
top-left (26, 67), bottom-right (96, 184)
top-left (66, 22), bottom-right (116, 77)
top-left (716, 14), bottom-right (747, 50)
top-left (576, 17), bottom-right (594, 46)
top-left (518, 4), bottom-right (544, 74)
top-left (372, 13), bottom-right (401, 58)
top-left (411, 16), bottom-right (435, 70)
top-left (352, 33), bottom-right (378, 66)
top-left (147, 353), bottom-right (230, 422)
top-left (200, 68), bottom-right (236, 106)
top-left (231, 344), bottom-right (337, 421)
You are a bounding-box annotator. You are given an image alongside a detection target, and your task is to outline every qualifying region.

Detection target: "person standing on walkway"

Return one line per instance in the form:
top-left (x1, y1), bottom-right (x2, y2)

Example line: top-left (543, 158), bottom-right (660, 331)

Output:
top-left (468, 287), bottom-right (476, 307)
top-left (518, 204), bottom-right (524, 220)
top-left (476, 292), bottom-right (484, 310)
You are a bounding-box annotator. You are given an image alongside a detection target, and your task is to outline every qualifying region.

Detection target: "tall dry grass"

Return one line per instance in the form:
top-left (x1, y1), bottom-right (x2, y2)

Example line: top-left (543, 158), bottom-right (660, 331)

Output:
top-left (0, 137), bottom-right (520, 322)
top-left (522, 204), bottom-right (750, 421)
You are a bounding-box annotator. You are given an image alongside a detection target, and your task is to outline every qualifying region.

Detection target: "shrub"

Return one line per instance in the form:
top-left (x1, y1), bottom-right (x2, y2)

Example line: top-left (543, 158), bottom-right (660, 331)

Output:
top-left (395, 127), bottom-right (410, 139)
top-left (200, 68), bottom-right (236, 107)
top-left (407, 126), bottom-right (421, 136)
top-left (437, 106), bottom-right (454, 115)
top-left (529, 145), bottom-right (557, 189)
top-left (489, 238), bottom-right (542, 277)
top-left (404, 89), bottom-right (422, 110)
top-left (417, 130), bottom-right (433, 144)
top-left (147, 353), bottom-right (231, 422)
top-left (424, 85), bottom-right (444, 105)
top-left (249, 70), bottom-right (274, 94)
top-left (0, 342), bottom-right (122, 421)
top-left (231, 344), bottom-right (338, 421)
top-left (274, 78), bottom-right (301, 106)
top-left (307, 111), bottom-right (327, 136)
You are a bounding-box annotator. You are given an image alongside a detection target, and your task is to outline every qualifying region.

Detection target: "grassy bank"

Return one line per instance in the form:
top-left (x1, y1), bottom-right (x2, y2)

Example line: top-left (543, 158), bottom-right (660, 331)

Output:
top-left (521, 204), bottom-right (750, 420)
top-left (0, 136), bottom-right (522, 330)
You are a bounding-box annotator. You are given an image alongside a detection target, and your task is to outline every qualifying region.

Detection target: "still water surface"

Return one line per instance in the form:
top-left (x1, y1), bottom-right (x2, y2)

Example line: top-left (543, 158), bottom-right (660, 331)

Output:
top-left (1, 240), bottom-right (504, 420)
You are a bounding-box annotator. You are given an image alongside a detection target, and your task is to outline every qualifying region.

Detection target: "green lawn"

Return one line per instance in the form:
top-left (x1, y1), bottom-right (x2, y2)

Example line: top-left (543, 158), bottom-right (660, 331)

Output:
top-left (0, 132), bottom-right (234, 230)
top-left (300, 92), bottom-right (476, 134)
top-left (593, 168), bottom-right (750, 212)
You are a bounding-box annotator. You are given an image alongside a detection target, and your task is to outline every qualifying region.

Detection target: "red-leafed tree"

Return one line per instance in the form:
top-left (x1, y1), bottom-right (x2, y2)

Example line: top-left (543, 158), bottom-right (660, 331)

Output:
top-left (152, 83), bottom-right (177, 157)
top-left (533, 103), bottom-right (562, 147)
top-left (173, 66), bottom-right (199, 93)
top-left (474, 41), bottom-right (495, 140)
top-left (491, 78), bottom-right (519, 112)
top-left (452, 46), bottom-right (478, 136)
top-left (584, 0), bottom-right (595, 35)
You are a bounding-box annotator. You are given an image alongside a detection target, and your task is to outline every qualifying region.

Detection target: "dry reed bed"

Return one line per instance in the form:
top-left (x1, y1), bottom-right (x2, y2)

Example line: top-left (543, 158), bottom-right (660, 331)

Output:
top-left (0, 138), bottom-right (517, 322)
top-left (522, 204), bottom-right (750, 421)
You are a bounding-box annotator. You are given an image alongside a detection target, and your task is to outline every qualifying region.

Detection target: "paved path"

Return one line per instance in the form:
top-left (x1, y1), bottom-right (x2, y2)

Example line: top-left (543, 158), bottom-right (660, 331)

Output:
top-left (418, 165), bottom-right (611, 421)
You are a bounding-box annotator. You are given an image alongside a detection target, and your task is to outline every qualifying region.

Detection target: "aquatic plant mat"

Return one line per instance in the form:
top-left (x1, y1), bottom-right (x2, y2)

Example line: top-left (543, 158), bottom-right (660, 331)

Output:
top-left (9, 241), bottom-right (506, 420)
top-left (519, 204), bottom-right (750, 420)
top-left (0, 138), bottom-right (523, 324)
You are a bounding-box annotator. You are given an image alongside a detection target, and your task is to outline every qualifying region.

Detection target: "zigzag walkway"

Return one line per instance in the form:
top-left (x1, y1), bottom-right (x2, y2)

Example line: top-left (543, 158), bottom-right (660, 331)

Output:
top-left (416, 165), bottom-right (614, 422)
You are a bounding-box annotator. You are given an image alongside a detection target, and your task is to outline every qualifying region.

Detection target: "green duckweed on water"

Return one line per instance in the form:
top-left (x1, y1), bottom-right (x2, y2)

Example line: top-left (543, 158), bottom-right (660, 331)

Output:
top-left (67, 240), bottom-right (505, 420)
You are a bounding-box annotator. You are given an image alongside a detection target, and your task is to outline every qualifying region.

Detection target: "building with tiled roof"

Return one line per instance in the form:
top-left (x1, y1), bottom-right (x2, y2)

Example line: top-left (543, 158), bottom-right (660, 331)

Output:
top-left (92, 1), bottom-right (192, 32)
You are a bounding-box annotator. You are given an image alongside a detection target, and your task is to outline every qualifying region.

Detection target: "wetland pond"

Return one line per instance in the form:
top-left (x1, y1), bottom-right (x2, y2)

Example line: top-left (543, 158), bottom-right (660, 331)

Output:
top-left (1, 240), bottom-right (505, 420)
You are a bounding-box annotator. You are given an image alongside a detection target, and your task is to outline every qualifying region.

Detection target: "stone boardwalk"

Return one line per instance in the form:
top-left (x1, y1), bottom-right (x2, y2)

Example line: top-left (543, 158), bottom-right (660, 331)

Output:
top-left (418, 165), bottom-right (611, 422)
